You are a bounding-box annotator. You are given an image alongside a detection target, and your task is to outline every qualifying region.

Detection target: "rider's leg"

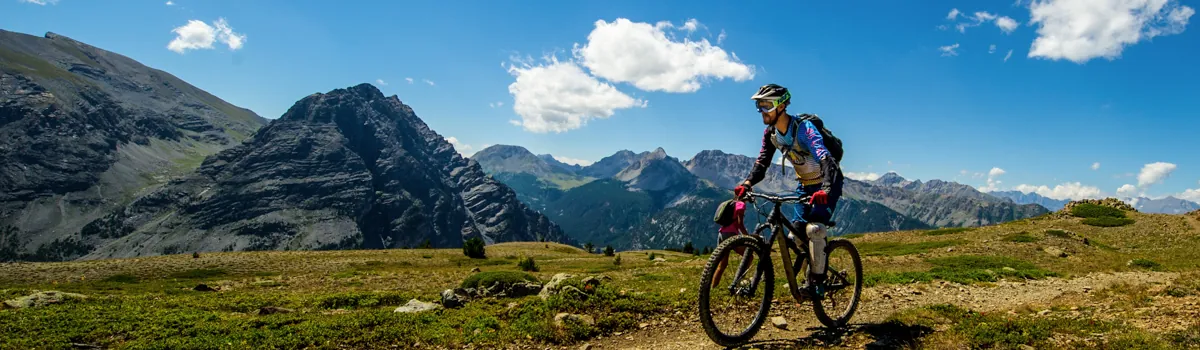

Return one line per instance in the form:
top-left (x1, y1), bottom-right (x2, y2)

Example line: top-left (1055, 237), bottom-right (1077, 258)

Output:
top-left (711, 231), bottom-right (732, 287)
top-left (806, 176), bottom-right (843, 291)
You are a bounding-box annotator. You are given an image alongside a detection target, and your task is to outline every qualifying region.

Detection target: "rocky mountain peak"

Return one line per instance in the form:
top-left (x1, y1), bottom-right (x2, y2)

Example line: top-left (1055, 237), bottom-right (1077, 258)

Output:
top-left (874, 172), bottom-right (910, 187)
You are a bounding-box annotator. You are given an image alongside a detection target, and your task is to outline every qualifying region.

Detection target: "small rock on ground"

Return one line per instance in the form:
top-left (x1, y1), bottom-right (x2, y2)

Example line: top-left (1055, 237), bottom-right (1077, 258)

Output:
top-left (394, 299), bottom-right (441, 313)
top-left (193, 284), bottom-right (217, 292)
top-left (2, 291), bottom-right (88, 309)
top-left (554, 312), bottom-right (596, 327)
top-left (770, 316), bottom-right (789, 330)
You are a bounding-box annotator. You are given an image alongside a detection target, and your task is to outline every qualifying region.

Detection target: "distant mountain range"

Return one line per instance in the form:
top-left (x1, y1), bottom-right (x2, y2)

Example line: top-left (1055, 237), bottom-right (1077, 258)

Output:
top-left (989, 190), bottom-right (1200, 214)
top-left (472, 146), bottom-right (1051, 251)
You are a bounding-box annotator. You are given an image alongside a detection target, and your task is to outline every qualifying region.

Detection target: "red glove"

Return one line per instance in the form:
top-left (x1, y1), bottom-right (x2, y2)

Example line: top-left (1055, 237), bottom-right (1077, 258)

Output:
top-left (734, 185), bottom-right (748, 198)
top-left (810, 190), bottom-right (828, 205)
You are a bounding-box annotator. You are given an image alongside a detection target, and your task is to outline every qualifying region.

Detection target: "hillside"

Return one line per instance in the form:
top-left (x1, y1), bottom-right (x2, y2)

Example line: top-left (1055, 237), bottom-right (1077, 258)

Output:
top-left (71, 84), bottom-right (571, 260)
top-left (991, 190), bottom-right (1072, 211)
top-left (0, 30), bottom-right (267, 261)
top-left (2, 200), bottom-right (1197, 349)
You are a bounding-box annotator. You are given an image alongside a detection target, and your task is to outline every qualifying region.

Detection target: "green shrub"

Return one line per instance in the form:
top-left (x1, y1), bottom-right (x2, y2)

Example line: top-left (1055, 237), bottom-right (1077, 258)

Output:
top-left (1082, 217), bottom-right (1135, 227)
top-left (168, 268), bottom-right (227, 279)
top-left (101, 274), bottom-right (140, 284)
top-left (517, 255), bottom-right (539, 272)
top-left (1069, 203), bottom-right (1126, 219)
top-left (603, 245), bottom-right (614, 257)
top-left (1044, 229), bottom-right (1071, 238)
top-left (613, 254), bottom-right (621, 266)
top-left (683, 242), bottom-right (695, 254)
top-left (648, 252), bottom-right (657, 260)
top-left (463, 237), bottom-right (486, 259)
top-left (1129, 258), bottom-right (1162, 271)
top-left (461, 271), bottom-right (539, 289)
top-left (583, 242), bottom-right (594, 254)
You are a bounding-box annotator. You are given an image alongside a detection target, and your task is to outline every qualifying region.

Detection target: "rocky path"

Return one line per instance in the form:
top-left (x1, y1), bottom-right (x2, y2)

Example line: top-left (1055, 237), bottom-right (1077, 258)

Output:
top-left (577, 271), bottom-right (1179, 350)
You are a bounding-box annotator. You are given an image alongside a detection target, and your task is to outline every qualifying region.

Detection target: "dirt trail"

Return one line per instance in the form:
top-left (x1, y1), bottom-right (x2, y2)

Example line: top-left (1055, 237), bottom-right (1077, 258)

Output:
top-left (578, 271), bottom-right (1179, 350)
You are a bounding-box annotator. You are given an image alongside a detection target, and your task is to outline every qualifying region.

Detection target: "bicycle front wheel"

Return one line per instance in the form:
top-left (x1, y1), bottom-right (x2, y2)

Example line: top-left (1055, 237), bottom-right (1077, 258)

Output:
top-left (812, 239), bottom-right (863, 328)
top-left (698, 234), bottom-right (774, 347)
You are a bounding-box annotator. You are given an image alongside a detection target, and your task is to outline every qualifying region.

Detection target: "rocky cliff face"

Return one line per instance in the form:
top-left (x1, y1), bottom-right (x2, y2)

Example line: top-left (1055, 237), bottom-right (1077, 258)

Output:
top-left (75, 84), bottom-right (569, 260)
top-left (0, 30), bottom-right (265, 261)
top-left (1131, 196), bottom-right (1200, 214)
top-left (989, 191), bottom-right (1071, 211)
top-left (843, 177), bottom-right (1050, 228)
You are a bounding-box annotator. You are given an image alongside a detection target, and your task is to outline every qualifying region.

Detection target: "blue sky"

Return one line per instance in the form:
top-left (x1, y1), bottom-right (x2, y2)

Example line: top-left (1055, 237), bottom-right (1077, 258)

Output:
top-left (3, 0), bottom-right (1198, 202)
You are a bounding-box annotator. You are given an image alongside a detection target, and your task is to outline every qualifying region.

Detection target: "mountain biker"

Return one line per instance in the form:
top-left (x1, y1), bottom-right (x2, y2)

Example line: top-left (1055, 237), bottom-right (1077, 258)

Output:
top-left (711, 186), bottom-right (753, 288)
top-left (735, 83), bottom-right (844, 298)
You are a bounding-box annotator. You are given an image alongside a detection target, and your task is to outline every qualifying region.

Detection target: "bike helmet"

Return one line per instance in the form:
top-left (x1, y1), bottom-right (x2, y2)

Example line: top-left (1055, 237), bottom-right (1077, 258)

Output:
top-left (751, 84), bottom-right (790, 112)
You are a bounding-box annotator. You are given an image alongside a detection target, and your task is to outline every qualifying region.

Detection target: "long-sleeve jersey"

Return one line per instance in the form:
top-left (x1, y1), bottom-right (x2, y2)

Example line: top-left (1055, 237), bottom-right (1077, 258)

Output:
top-left (745, 115), bottom-right (842, 192)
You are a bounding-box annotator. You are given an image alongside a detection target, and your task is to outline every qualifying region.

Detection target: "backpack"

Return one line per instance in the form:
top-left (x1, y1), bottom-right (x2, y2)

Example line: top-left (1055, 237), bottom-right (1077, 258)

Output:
top-left (713, 198), bottom-right (738, 226)
top-left (796, 114), bottom-right (844, 163)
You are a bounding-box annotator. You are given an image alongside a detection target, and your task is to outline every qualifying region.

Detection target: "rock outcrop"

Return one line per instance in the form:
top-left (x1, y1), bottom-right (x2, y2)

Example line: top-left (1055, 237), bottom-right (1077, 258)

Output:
top-left (77, 84), bottom-right (570, 259)
top-left (1062, 198), bottom-right (1138, 213)
top-left (0, 30), bottom-right (266, 261)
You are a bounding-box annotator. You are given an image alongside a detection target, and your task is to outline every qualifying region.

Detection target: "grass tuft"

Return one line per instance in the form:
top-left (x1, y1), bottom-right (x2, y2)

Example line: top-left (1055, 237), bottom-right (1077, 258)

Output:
top-left (857, 240), bottom-right (962, 256)
top-left (168, 268), bottom-right (227, 279)
top-left (924, 228), bottom-right (973, 236)
top-left (1003, 232), bottom-right (1041, 243)
top-left (461, 271), bottom-right (539, 289)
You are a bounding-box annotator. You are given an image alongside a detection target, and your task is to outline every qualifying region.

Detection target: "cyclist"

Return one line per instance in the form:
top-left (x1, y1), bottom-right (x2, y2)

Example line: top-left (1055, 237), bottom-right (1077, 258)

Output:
top-left (735, 83), bottom-right (844, 298)
top-left (711, 186), bottom-right (753, 289)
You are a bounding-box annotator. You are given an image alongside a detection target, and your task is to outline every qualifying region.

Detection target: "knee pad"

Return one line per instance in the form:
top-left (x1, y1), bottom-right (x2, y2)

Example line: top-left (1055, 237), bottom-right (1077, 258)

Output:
top-left (807, 222), bottom-right (827, 240)
top-left (807, 223), bottom-right (828, 274)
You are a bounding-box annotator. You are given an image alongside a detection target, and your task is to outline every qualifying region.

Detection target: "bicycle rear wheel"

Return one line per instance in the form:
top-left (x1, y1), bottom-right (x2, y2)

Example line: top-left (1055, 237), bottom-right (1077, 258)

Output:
top-left (812, 239), bottom-right (863, 328)
top-left (698, 234), bottom-right (774, 347)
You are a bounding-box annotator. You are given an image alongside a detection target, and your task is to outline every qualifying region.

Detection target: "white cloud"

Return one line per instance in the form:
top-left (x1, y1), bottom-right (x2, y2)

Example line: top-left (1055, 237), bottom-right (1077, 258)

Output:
top-left (978, 167), bottom-right (1007, 192)
top-left (947, 8), bottom-right (962, 20)
top-left (166, 1), bottom-right (174, 5)
top-left (405, 77), bottom-right (414, 84)
top-left (716, 29), bottom-right (727, 44)
top-left (1091, 162), bottom-right (1101, 170)
top-left (1013, 182), bottom-right (1105, 200)
top-left (375, 79), bottom-right (387, 86)
top-left (951, 11), bottom-right (1018, 34)
top-left (553, 156), bottom-right (594, 166)
top-left (1137, 162), bottom-right (1177, 187)
top-left (572, 18), bottom-right (755, 93)
top-left (846, 172), bottom-right (882, 181)
top-left (1004, 49), bottom-right (1014, 62)
top-left (423, 79), bottom-right (435, 86)
top-left (446, 136), bottom-right (476, 156)
top-left (989, 44), bottom-right (997, 54)
top-left (940, 43), bottom-right (960, 56)
top-left (505, 55), bottom-right (646, 133)
top-left (19, 0), bottom-right (57, 5)
top-left (1117, 184), bottom-right (1139, 197)
top-left (680, 19), bottom-right (702, 32)
top-left (167, 18), bottom-right (245, 54)
top-left (488, 101), bottom-right (504, 108)
top-left (996, 16), bottom-right (1020, 33)
top-left (1027, 0), bottom-right (1195, 63)
top-left (1177, 181), bottom-right (1200, 202)
top-left (960, 169), bottom-right (969, 176)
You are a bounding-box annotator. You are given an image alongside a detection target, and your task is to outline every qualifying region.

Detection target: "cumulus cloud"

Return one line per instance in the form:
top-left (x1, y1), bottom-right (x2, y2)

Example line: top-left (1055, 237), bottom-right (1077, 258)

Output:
top-left (375, 79), bottom-right (387, 86)
top-left (19, 0), bottom-right (57, 5)
top-left (1013, 182), bottom-right (1105, 200)
top-left (505, 56), bottom-right (646, 133)
top-left (940, 43), bottom-right (961, 56)
top-left (1178, 181), bottom-right (1200, 203)
top-left (1004, 49), bottom-right (1014, 62)
top-left (1027, 0), bottom-right (1195, 63)
top-left (989, 44), bottom-right (997, 54)
top-left (996, 16), bottom-right (1020, 33)
top-left (572, 18), bottom-right (755, 93)
top-left (553, 156), bottom-right (594, 166)
top-left (422, 79), bottom-right (435, 86)
top-left (1137, 162), bottom-right (1177, 187)
top-left (445, 137), bottom-right (476, 156)
top-left (978, 167), bottom-right (1006, 192)
top-left (488, 101), bottom-right (504, 108)
top-left (716, 29), bottom-right (727, 44)
top-left (1091, 162), bottom-right (1101, 170)
top-left (166, 1), bottom-right (174, 5)
top-left (1117, 184), bottom-right (1139, 197)
top-left (405, 77), bottom-right (414, 84)
top-left (167, 18), bottom-right (246, 54)
top-left (846, 172), bottom-right (882, 181)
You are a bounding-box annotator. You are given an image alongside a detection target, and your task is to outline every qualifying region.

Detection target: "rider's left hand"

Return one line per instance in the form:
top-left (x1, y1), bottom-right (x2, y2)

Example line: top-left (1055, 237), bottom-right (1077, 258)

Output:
top-left (810, 190), bottom-right (828, 205)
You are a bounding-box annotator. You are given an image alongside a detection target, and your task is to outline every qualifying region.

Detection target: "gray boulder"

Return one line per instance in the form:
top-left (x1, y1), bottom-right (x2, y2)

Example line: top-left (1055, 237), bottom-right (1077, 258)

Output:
top-left (394, 299), bottom-right (441, 313)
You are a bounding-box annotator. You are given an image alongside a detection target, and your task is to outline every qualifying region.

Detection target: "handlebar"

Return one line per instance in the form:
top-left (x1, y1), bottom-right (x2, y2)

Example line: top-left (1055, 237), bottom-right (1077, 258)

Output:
top-left (745, 191), bottom-right (810, 204)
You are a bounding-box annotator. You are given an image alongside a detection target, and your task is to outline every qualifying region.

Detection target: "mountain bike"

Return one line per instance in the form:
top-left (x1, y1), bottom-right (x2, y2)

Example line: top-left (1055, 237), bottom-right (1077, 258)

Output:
top-left (697, 190), bottom-right (863, 347)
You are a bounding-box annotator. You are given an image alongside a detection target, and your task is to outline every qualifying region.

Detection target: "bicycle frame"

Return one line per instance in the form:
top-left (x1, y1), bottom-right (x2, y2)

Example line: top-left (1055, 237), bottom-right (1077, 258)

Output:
top-left (740, 192), bottom-right (813, 304)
